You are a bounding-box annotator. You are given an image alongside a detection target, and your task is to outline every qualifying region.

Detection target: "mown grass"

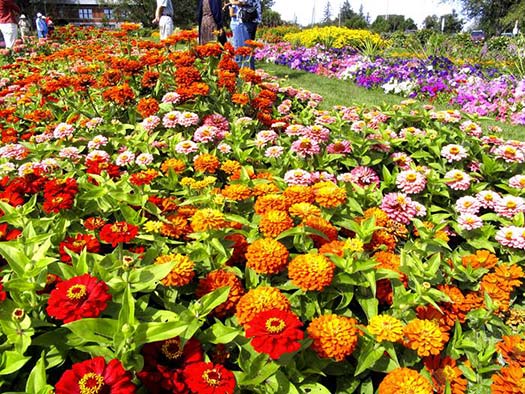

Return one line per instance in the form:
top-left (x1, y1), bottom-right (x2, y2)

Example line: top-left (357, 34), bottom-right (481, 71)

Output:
top-left (259, 62), bottom-right (525, 140)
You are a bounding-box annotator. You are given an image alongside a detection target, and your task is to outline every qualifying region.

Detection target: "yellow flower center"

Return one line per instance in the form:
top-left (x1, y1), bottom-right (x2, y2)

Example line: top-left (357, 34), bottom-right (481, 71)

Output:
top-left (202, 368), bottom-right (221, 386)
top-left (78, 372), bottom-right (105, 394)
top-left (67, 284), bottom-right (87, 300)
top-left (454, 173), bottom-right (464, 181)
top-left (406, 173), bottom-right (417, 182)
top-left (507, 201), bottom-right (517, 209)
top-left (161, 338), bottom-right (183, 360)
top-left (450, 146), bottom-right (459, 154)
top-left (504, 147), bottom-right (516, 157)
top-left (265, 317), bottom-right (286, 334)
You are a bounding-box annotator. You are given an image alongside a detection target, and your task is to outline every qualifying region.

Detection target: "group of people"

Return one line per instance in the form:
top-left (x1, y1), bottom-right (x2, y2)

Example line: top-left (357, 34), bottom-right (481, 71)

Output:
top-left (153, 0), bottom-right (261, 69)
top-left (0, 0), bottom-right (54, 50)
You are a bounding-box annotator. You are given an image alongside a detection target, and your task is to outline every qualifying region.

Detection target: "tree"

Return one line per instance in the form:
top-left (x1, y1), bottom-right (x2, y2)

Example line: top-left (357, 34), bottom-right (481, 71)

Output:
top-left (423, 15), bottom-right (440, 30)
top-left (338, 0), bottom-right (356, 21)
top-left (322, 1), bottom-right (332, 24)
top-left (263, 9), bottom-right (284, 27)
top-left (442, 9), bottom-right (464, 33)
top-left (371, 15), bottom-right (416, 33)
top-left (442, 0), bottom-right (521, 35)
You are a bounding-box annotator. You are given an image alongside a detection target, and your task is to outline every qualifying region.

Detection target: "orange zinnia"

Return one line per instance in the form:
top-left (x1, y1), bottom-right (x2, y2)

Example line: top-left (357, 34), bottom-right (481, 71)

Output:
top-left (367, 314), bottom-right (404, 343)
top-left (191, 209), bottom-right (227, 232)
top-left (313, 182), bottom-right (347, 208)
top-left (259, 210), bottom-right (294, 238)
top-left (161, 158), bottom-right (186, 174)
top-left (155, 254), bottom-right (195, 287)
top-left (303, 216), bottom-right (338, 247)
top-left (288, 253), bottom-right (335, 292)
top-left (461, 249), bottom-right (498, 269)
top-left (254, 194), bottom-right (288, 215)
top-left (245, 238), bottom-right (289, 275)
top-left (221, 184), bottom-right (252, 201)
top-left (235, 286), bottom-right (291, 326)
top-left (491, 366), bottom-right (525, 394)
top-left (288, 202), bottom-right (322, 220)
top-left (195, 270), bottom-right (245, 318)
top-left (403, 319), bottom-right (449, 357)
top-left (378, 367), bottom-right (433, 394)
top-left (283, 185), bottom-right (315, 205)
top-left (496, 335), bottom-right (525, 367)
top-left (307, 314), bottom-right (358, 361)
top-left (193, 153), bottom-right (220, 174)
top-left (424, 356), bottom-right (467, 394)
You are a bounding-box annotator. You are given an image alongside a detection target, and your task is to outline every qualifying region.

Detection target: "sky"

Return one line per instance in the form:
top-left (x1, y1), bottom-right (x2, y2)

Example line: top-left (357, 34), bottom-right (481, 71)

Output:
top-left (271, 0), bottom-right (464, 28)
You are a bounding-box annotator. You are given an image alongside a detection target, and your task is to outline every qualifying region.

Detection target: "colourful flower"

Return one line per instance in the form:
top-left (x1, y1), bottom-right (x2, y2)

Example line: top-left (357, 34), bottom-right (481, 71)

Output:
top-left (191, 208), bottom-right (227, 232)
top-left (46, 274), bottom-right (111, 323)
top-left (378, 367), bottom-right (433, 394)
top-left (183, 362), bottom-right (235, 394)
top-left (288, 253), bottom-right (335, 292)
top-left (403, 319), bottom-right (449, 357)
top-left (55, 356), bottom-right (136, 394)
top-left (245, 238), bottom-right (289, 275)
top-left (155, 253), bottom-right (195, 287)
top-left (196, 270), bottom-right (245, 317)
top-left (367, 314), bottom-right (404, 342)
top-left (245, 308), bottom-right (304, 359)
top-left (307, 314), bottom-right (359, 361)
top-left (99, 221), bottom-right (139, 247)
top-left (235, 286), bottom-right (291, 326)
top-left (259, 210), bottom-right (294, 238)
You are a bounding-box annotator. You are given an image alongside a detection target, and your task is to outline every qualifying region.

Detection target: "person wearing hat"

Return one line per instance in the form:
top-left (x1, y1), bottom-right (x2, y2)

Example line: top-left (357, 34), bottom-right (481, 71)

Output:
top-left (18, 14), bottom-right (30, 42)
top-left (0, 0), bottom-right (20, 49)
top-left (35, 12), bottom-right (48, 38)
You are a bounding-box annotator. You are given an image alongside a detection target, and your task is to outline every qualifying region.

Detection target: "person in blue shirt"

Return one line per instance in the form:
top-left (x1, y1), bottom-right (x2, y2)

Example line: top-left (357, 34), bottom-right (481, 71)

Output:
top-left (226, 0), bottom-right (261, 69)
top-left (224, 2), bottom-right (249, 66)
top-left (35, 13), bottom-right (48, 38)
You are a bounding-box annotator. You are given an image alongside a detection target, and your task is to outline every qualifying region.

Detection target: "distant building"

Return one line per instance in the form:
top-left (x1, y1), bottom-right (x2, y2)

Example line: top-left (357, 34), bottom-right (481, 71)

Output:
top-left (27, 0), bottom-right (117, 26)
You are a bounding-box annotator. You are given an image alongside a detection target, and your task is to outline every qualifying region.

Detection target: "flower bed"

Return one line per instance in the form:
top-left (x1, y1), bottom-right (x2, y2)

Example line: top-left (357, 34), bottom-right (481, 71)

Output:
top-left (0, 25), bottom-right (525, 393)
top-left (255, 42), bottom-right (525, 125)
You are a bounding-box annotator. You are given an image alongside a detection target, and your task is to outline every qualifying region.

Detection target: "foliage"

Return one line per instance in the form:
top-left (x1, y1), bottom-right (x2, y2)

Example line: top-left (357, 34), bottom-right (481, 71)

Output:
top-left (258, 25), bottom-right (302, 43)
top-left (371, 15), bottom-right (417, 33)
top-left (282, 26), bottom-right (386, 49)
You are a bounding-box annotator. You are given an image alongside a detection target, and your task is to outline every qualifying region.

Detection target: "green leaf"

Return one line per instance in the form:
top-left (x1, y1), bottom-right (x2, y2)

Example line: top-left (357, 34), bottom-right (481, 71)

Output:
top-left (0, 242), bottom-right (30, 276)
top-left (298, 382), bottom-right (332, 393)
top-left (193, 286), bottom-right (230, 318)
top-left (200, 321), bottom-right (241, 344)
top-left (128, 260), bottom-right (175, 292)
top-left (0, 351), bottom-right (31, 375)
top-left (134, 320), bottom-right (189, 346)
top-left (65, 318), bottom-right (118, 344)
top-left (354, 342), bottom-right (384, 375)
top-left (25, 352), bottom-right (50, 394)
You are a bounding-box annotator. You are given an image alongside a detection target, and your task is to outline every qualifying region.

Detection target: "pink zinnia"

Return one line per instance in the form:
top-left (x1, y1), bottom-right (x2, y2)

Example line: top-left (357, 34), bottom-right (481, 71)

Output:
top-left (390, 152), bottom-right (413, 170)
top-left (396, 170), bottom-right (426, 194)
top-left (326, 140), bottom-right (352, 154)
top-left (265, 146), bottom-right (284, 158)
top-left (476, 190), bottom-right (501, 209)
top-left (315, 114), bottom-right (337, 125)
top-left (178, 111), bottom-right (200, 127)
top-left (494, 195), bottom-right (525, 219)
top-left (492, 145), bottom-right (525, 163)
top-left (458, 213), bottom-right (483, 231)
top-left (161, 91), bottom-right (181, 104)
top-left (85, 117), bottom-right (103, 129)
top-left (444, 170), bottom-right (471, 191)
top-left (87, 135), bottom-right (108, 150)
top-left (115, 150), bottom-right (135, 166)
top-left (399, 127), bottom-right (425, 138)
top-left (59, 147), bottom-right (81, 161)
top-left (162, 111), bottom-right (181, 128)
top-left (304, 125), bottom-right (330, 142)
top-left (135, 153), bottom-right (154, 166)
top-left (509, 175), bottom-right (525, 190)
top-left (141, 115), bottom-right (160, 132)
top-left (285, 124), bottom-right (307, 137)
top-left (459, 120), bottom-right (482, 137)
top-left (284, 169), bottom-right (312, 186)
top-left (53, 123), bottom-right (75, 139)
top-left (291, 137), bottom-right (321, 158)
top-left (495, 226), bottom-right (525, 249)
top-left (203, 113), bottom-right (230, 137)
top-left (337, 172), bottom-right (354, 183)
top-left (380, 192), bottom-right (418, 224)
top-left (349, 166), bottom-right (380, 189)
top-left (256, 130), bottom-right (278, 144)
top-left (441, 144), bottom-right (468, 162)
top-left (193, 125), bottom-right (217, 143)
top-left (311, 171), bottom-right (337, 184)
top-left (217, 143), bottom-right (232, 154)
top-left (175, 140), bottom-right (198, 154)
top-left (455, 196), bottom-right (481, 215)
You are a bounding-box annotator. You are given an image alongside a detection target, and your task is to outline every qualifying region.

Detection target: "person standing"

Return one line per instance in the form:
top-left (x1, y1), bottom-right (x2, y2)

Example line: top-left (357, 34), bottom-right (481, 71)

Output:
top-left (152, 0), bottom-right (174, 40)
top-left (35, 13), bottom-right (48, 38)
top-left (230, 0), bottom-right (261, 69)
top-left (224, 2), bottom-right (249, 65)
top-left (197, 0), bottom-right (224, 45)
top-left (18, 14), bottom-right (30, 42)
top-left (0, 0), bottom-right (20, 49)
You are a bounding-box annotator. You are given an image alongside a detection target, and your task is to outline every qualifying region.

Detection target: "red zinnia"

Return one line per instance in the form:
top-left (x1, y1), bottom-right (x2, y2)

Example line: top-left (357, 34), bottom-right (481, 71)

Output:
top-left (59, 233), bottom-right (101, 263)
top-left (0, 282), bottom-right (6, 302)
top-left (99, 221), bottom-right (139, 247)
top-left (183, 361), bottom-right (235, 394)
top-left (245, 308), bottom-right (304, 359)
top-left (46, 274), bottom-right (111, 323)
top-left (55, 356), bottom-right (136, 394)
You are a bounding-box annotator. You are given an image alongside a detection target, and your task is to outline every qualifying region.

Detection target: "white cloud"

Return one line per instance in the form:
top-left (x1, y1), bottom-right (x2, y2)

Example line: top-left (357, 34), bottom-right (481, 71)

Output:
top-left (271, 0), bottom-right (463, 28)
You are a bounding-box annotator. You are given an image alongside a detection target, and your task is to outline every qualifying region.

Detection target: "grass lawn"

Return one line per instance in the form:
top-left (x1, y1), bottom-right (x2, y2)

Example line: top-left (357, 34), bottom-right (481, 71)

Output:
top-left (259, 62), bottom-right (525, 140)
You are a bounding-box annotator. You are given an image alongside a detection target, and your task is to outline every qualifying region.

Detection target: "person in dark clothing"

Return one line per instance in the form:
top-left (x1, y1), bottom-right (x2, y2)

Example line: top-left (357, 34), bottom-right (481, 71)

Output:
top-left (197, 0), bottom-right (225, 44)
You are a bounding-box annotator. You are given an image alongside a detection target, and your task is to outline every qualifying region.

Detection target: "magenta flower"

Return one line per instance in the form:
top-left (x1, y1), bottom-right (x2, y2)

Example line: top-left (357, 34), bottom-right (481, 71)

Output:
top-left (458, 214), bottom-right (483, 231)
top-left (444, 170), bottom-right (471, 191)
top-left (349, 166), bottom-right (380, 189)
top-left (396, 170), bottom-right (426, 194)
top-left (193, 125), bottom-right (218, 143)
top-left (326, 140), bottom-right (352, 154)
top-left (380, 192), bottom-right (418, 224)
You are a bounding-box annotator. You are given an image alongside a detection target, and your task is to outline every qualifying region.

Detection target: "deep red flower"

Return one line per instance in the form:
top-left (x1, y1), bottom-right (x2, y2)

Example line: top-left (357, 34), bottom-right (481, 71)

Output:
top-left (183, 361), bottom-right (235, 394)
top-left (46, 274), bottom-right (111, 323)
top-left (84, 216), bottom-right (106, 231)
top-left (0, 282), bottom-right (6, 302)
top-left (55, 356), bottom-right (136, 394)
top-left (42, 178), bottom-right (79, 214)
top-left (245, 308), bottom-right (304, 359)
top-left (59, 233), bottom-right (101, 263)
top-left (137, 337), bottom-right (203, 394)
top-left (99, 221), bottom-right (139, 247)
